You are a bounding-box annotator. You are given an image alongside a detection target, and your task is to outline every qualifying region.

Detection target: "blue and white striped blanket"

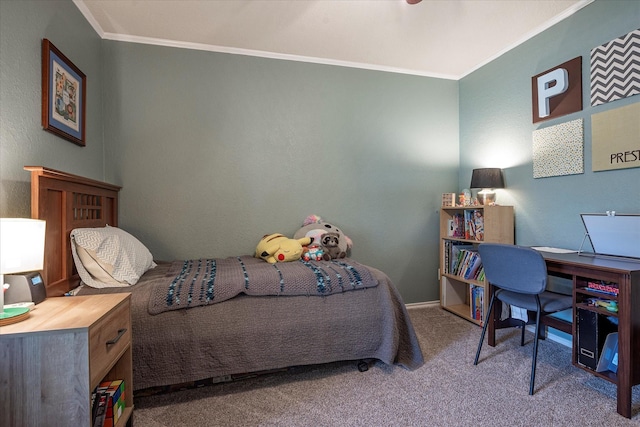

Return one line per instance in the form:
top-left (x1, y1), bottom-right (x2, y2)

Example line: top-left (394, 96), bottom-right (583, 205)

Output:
top-left (148, 256), bottom-right (378, 314)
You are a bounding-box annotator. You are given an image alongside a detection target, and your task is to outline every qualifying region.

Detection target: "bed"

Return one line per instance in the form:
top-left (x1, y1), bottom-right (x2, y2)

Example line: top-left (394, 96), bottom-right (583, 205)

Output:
top-left (25, 166), bottom-right (424, 393)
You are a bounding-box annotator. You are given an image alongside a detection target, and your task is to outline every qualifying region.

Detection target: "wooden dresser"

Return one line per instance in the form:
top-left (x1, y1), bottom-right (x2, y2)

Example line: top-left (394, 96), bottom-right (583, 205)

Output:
top-left (0, 294), bottom-right (133, 426)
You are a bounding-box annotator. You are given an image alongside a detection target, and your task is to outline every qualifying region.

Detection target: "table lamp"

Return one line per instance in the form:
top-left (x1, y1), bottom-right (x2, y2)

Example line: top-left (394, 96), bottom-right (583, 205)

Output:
top-left (470, 168), bottom-right (504, 205)
top-left (0, 218), bottom-right (46, 313)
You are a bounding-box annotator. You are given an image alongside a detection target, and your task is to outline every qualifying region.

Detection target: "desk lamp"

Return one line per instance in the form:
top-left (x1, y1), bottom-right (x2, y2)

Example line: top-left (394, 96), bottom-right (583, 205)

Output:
top-left (0, 218), bottom-right (46, 313)
top-left (470, 168), bottom-right (504, 205)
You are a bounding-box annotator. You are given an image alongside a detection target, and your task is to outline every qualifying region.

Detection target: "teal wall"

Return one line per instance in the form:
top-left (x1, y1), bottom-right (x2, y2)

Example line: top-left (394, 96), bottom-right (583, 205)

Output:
top-left (0, 0), bottom-right (104, 217)
top-left (0, 0), bottom-right (458, 304)
top-left (460, 0), bottom-right (640, 249)
top-left (102, 42), bottom-right (459, 303)
top-left (1, 0), bottom-right (637, 304)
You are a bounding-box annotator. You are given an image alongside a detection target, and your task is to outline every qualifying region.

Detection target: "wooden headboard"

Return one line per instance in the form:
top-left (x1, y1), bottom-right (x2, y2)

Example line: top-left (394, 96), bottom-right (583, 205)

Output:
top-left (24, 166), bottom-right (121, 297)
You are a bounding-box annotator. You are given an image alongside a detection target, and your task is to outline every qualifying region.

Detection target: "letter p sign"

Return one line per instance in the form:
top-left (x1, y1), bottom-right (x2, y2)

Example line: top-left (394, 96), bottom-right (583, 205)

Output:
top-left (531, 57), bottom-right (582, 123)
top-left (537, 68), bottom-right (568, 118)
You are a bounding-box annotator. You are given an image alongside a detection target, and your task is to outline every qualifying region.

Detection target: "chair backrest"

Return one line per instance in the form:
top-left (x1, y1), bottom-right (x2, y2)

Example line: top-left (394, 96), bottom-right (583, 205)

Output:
top-left (478, 243), bottom-right (548, 295)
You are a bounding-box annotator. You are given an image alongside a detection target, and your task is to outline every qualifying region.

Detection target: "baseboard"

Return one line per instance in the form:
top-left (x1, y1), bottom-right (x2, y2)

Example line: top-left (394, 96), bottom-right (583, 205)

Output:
top-left (407, 301), bottom-right (573, 349)
top-left (405, 300), bottom-right (440, 310)
top-left (525, 324), bottom-right (572, 348)
top-left (406, 302), bottom-right (573, 348)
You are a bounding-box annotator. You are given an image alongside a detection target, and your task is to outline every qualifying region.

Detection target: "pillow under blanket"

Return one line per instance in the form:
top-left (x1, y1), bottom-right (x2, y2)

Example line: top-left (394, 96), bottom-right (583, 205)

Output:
top-left (148, 256), bottom-right (378, 314)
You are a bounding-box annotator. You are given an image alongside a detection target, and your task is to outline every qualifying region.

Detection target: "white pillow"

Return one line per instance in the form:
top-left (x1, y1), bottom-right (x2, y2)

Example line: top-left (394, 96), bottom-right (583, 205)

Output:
top-left (71, 225), bottom-right (156, 288)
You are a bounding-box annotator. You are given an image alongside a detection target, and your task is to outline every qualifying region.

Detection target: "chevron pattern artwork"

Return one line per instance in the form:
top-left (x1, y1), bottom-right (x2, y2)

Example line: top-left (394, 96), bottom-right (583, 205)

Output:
top-left (590, 28), bottom-right (640, 106)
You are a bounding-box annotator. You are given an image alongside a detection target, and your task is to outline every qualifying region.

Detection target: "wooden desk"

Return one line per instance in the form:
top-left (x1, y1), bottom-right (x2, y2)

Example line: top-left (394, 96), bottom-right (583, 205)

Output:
top-left (487, 251), bottom-right (640, 419)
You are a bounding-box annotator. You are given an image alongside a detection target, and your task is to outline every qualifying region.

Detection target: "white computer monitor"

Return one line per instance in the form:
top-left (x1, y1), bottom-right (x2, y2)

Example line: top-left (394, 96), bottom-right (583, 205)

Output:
top-left (580, 213), bottom-right (640, 260)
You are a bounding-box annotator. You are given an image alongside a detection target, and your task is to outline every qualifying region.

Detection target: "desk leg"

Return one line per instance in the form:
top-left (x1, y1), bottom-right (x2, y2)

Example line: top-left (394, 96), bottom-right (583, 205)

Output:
top-left (617, 280), bottom-right (632, 418)
top-left (488, 284), bottom-right (496, 347)
top-left (618, 383), bottom-right (631, 418)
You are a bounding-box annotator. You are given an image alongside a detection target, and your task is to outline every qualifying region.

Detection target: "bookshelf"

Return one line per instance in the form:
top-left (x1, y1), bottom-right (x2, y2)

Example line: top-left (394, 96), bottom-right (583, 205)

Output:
top-left (439, 205), bottom-right (514, 325)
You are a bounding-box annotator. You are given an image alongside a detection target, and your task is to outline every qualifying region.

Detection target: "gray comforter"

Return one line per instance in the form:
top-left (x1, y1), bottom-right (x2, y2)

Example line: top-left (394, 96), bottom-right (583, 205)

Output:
top-left (78, 259), bottom-right (424, 391)
top-left (149, 256), bottom-right (380, 313)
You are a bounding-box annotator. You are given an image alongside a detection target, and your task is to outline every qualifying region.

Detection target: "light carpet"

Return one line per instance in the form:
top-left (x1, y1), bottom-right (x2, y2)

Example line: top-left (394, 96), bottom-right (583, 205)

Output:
top-left (133, 305), bottom-right (640, 426)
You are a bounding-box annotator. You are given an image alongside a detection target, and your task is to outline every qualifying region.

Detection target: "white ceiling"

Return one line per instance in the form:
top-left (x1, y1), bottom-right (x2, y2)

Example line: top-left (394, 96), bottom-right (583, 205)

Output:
top-left (74, 0), bottom-right (593, 80)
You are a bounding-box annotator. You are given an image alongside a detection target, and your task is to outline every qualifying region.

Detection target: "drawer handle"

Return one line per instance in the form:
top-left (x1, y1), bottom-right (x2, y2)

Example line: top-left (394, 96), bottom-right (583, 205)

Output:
top-left (106, 328), bottom-right (127, 346)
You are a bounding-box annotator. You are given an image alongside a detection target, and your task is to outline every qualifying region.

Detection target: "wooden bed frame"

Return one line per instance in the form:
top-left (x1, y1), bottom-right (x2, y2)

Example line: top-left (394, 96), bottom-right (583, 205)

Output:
top-left (25, 166), bottom-right (121, 297)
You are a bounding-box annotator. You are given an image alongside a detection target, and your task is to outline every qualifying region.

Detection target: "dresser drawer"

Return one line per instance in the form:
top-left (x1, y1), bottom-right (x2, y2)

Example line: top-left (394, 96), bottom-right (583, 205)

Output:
top-left (89, 297), bottom-right (132, 388)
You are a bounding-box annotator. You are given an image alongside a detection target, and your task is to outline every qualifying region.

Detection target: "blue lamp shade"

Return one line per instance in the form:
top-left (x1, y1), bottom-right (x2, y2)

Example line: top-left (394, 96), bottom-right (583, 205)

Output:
top-left (470, 168), bottom-right (504, 205)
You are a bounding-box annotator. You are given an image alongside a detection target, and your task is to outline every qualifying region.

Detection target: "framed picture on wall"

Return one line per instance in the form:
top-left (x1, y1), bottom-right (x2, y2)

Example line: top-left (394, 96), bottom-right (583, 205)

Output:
top-left (41, 39), bottom-right (86, 146)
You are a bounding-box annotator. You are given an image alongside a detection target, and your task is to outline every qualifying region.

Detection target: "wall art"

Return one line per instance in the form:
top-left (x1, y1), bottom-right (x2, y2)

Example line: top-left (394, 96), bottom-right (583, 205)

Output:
top-left (531, 57), bottom-right (582, 124)
top-left (533, 118), bottom-right (584, 178)
top-left (591, 28), bottom-right (640, 106)
top-left (41, 39), bottom-right (86, 146)
top-left (592, 102), bottom-right (640, 172)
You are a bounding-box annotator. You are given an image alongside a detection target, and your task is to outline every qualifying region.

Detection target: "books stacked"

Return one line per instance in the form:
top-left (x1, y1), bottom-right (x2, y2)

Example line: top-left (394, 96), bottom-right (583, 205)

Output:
top-left (447, 244), bottom-right (484, 281)
top-left (587, 281), bottom-right (619, 296)
top-left (92, 380), bottom-right (125, 427)
top-left (443, 241), bottom-right (471, 274)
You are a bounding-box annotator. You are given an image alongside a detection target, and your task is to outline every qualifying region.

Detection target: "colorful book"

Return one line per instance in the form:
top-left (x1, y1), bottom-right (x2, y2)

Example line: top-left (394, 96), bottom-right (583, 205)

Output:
top-left (465, 252), bottom-right (482, 280)
top-left (449, 243), bottom-right (473, 275)
top-left (473, 210), bottom-right (484, 241)
top-left (452, 213), bottom-right (464, 238)
top-left (95, 380), bottom-right (125, 427)
top-left (469, 285), bottom-right (484, 321)
top-left (475, 286), bottom-right (484, 321)
top-left (464, 210), bottom-right (475, 240)
top-left (92, 390), bottom-right (108, 427)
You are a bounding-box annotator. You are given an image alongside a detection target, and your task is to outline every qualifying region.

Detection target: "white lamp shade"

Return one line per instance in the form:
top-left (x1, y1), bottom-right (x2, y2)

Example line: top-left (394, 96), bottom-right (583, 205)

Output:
top-left (0, 218), bottom-right (46, 274)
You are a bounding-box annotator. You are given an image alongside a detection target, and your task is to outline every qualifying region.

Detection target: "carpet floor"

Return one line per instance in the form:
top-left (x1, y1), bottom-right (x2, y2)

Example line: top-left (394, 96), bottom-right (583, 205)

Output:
top-left (132, 305), bottom-right (640, 426)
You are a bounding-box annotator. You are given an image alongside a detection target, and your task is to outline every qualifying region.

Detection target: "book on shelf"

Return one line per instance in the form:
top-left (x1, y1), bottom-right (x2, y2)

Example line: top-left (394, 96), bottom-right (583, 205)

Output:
top-left (458, 249), bottom-right (475, 277)
top-left (451, 247), bottom-right (484, 281)
top-left (473, 210), bottom-right (484, 241)
top-left (449, 213), bottom-right (465, 238)
top-left (443, 240), bottom-right (451, 273)
top-left (464, 210), bottom-right (474, 240)
top-left (587, 281), bottom-right (619, 296)
top-left (443, 239), bottom-right (485, 280)
top-left (92, 390), bottom-right (108, 427)
top-left (463, 209), bottom-right (484, 241)
top-left (447, 242), bottom-right (474, 275)
top-left (464, 252), bottom-right (483, 280)
top-left (93, 380), bottom-right (125, 427)
top-left (469, 285), bottom-right (484, 322)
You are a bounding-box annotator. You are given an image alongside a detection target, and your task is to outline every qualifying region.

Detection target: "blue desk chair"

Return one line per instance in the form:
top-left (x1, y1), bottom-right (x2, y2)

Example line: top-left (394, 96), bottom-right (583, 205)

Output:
top-left (474, 243), bottom-right (572, 395)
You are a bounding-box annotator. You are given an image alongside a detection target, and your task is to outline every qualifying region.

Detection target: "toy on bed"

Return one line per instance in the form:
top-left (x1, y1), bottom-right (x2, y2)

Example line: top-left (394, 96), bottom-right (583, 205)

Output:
top-left (255, 233), bottom-right (313, 263)
top-left (319, 232), bottom-right (343, 260)
top-left (293, 215), bottom-right (352, 260)
top-left (301, 244), bottom-right (325, 261)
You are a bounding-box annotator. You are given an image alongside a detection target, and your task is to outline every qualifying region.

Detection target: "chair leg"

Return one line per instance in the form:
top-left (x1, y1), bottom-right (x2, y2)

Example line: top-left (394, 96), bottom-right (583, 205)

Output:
top-left (474, 294), bottom-right (496, 365)
top-left (529, 299), bottom-right (542, 395)
top-left (520, 319), bottom-right (526, 346)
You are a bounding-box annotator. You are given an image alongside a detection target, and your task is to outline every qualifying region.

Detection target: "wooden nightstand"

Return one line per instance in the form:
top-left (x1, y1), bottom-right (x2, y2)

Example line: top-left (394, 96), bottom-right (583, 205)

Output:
top-left (0, 294), bottom-right (133, 426)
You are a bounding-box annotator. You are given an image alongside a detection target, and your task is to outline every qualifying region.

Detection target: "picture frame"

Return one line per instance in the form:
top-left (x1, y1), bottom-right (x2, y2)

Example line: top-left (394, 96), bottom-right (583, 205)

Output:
top-left (41, 39), bottom-right (86, 146)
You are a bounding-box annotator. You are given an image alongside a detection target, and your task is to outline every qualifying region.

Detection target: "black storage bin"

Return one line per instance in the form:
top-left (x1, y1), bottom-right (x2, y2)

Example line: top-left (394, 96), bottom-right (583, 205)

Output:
top-left (576, 308), bottom-right (617, 370)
